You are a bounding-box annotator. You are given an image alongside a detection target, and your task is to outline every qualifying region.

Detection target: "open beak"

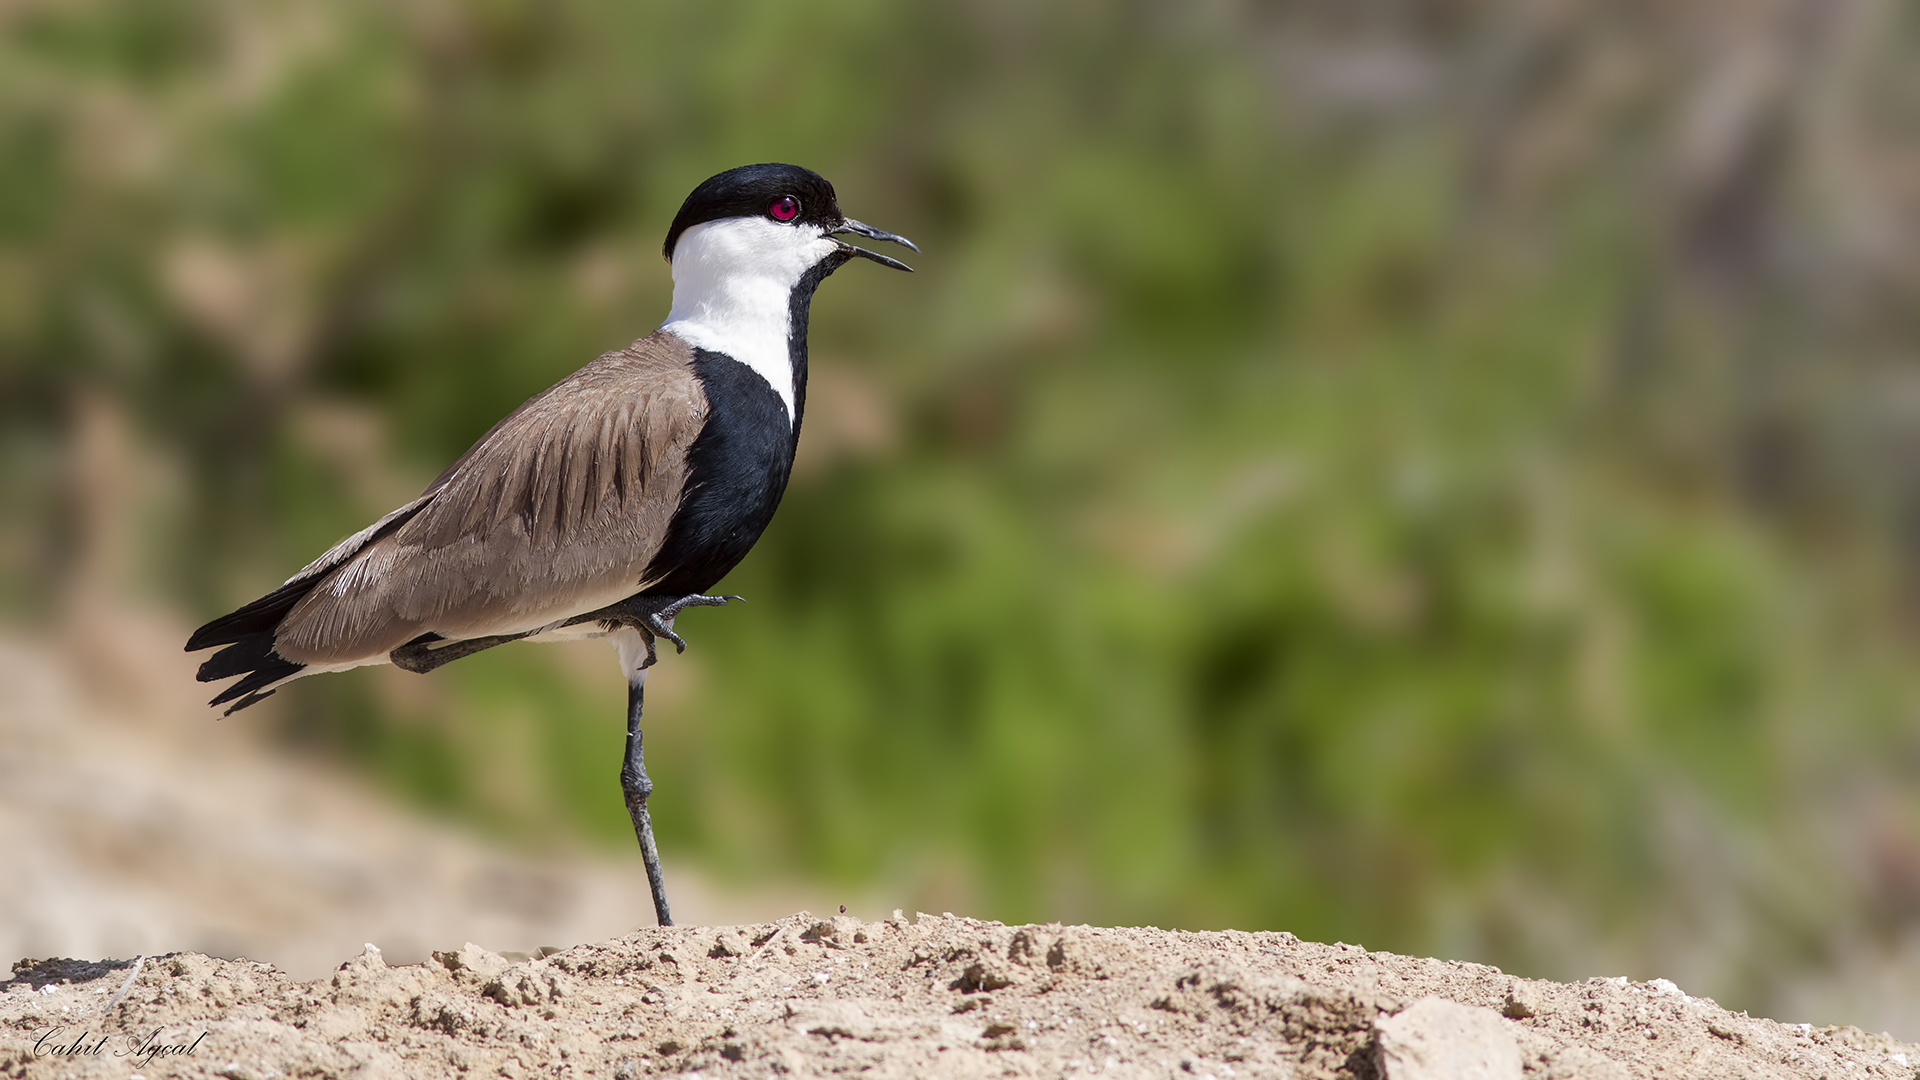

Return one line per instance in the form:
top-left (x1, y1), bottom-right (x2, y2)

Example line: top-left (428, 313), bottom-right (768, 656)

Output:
top-left (833, 217), bottom-right (918, 271)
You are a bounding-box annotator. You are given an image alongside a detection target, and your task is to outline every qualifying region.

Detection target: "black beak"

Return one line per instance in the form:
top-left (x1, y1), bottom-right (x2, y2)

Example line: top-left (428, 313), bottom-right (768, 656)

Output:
top-left (833, 217), bottom-right (918, 271)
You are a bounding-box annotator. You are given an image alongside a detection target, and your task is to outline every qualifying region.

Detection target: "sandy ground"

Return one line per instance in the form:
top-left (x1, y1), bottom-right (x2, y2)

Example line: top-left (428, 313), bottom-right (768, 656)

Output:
top-left (5, 624), bottom-right (1920, 1078)
top-left (3, 913), bottom-right (1917, 1079)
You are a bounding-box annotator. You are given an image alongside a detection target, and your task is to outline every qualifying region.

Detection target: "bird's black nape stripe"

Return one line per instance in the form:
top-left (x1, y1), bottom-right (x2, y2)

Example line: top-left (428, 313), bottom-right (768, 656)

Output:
top-left (785, 247), bottom-right (853, 439)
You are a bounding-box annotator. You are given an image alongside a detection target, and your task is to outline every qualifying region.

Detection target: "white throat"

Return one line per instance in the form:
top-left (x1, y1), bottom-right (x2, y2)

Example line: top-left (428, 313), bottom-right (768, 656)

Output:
top-left (660, 217), bottom-right (839, 426)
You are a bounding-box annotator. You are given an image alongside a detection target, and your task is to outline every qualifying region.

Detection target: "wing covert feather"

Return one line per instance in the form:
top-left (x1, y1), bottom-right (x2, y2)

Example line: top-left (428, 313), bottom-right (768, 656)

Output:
top-left (274, 333), bottom-right (706, 665)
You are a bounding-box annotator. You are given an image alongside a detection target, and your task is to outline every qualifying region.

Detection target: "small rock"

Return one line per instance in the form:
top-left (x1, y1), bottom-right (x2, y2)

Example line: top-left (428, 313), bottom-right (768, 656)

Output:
top-left (433, 942), bottom-right (510, 981)
top-left (1008, 927), bottom-right (1047, 967)
top-left (799, 916), bottom-right (864, 947)
top-left (1503, 983), bottom-right (1542, 1019)
top-left (169, 955), bottom-right (214, 980)
top-left (332, 942), bottom-right (434, 1006)
top-left (483, 963), bottom-right (573, 1006)
top-left (1375, 997), bottom-right (1522, 1080)
top-left (339, 943), bottom-right (386, 974)
top-left (955, 958), bottom-right (1018, 993)
top-left (410, 990), bottom-right (481, 1034)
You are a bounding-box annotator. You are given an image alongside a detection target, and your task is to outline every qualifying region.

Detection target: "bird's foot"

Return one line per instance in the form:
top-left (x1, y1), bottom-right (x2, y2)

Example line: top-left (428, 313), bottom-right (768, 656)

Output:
top-left (646, 594), bottom-right (741, 654)
top-left (573, 592), bottom-right (743, 666)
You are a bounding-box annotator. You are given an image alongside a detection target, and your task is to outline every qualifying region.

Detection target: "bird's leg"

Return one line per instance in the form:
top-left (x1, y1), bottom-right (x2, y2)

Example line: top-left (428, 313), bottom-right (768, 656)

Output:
top-left (621, 667), bottom-right (673, 927)
top-left (588, 597), bottom-right (739, 926)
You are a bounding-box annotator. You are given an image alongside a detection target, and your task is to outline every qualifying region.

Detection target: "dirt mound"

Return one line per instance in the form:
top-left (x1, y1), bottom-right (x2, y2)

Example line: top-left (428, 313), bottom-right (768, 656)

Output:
top-left (5, 913), bottom-right (1914, 1080)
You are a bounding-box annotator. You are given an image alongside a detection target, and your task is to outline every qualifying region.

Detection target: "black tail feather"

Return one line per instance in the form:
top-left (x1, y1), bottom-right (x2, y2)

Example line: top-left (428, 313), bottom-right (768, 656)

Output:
top-left (185, 577), bottom-right (318, 652)
top-left (187, 493), bottom-right (436, 655)
top-left (219, 688), bottom-right (278, 716)
top-left (187, 495), bottom-right (441, 713)
top-left (198, 637), bottom-right (280, 681)
top-left (207, 648), bottom-right (303, 709)
top-left (189, 582), bottom-right (314, 715)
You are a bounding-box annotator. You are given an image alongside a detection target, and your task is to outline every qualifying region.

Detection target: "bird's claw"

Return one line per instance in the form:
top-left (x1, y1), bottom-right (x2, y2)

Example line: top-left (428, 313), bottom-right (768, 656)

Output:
top-left (661, 593), bottom-right (743, 618)
top-left (639, 594), bottom-right (741, 656)
top-left (577, 592), bottom-right (742, 663)
top-left (647, 614), bottom-right (690, 654)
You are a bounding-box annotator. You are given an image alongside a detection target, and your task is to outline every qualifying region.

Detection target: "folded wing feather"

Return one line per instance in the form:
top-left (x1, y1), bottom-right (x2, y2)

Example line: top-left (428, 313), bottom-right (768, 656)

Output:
top-left (272, 332), bottom-right (706, 666)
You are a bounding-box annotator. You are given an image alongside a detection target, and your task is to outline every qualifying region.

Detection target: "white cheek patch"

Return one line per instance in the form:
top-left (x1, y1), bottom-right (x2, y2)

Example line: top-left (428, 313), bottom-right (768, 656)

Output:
top-left (660, 217), bottom-right (840, 426)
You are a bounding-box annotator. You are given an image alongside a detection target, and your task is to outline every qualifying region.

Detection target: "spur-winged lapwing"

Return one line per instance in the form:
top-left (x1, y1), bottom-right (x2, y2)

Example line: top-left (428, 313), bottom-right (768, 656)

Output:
top-left (186, 163), bottom-right (916, 925)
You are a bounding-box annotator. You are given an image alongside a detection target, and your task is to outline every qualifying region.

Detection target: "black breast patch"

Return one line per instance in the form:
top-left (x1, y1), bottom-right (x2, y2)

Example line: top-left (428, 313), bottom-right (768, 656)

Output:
top-left (642, 349), bottom-right (798, 596)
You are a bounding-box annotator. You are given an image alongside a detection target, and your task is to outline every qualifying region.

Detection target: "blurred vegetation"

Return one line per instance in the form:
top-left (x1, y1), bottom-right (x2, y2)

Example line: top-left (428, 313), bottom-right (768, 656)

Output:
top-left (6, 0), bottom-right (1920, 1020)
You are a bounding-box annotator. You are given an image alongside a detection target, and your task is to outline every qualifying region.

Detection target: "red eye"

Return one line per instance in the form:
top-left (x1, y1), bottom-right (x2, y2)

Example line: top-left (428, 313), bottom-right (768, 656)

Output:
top-left (768, 195), bottom-right (800, 222)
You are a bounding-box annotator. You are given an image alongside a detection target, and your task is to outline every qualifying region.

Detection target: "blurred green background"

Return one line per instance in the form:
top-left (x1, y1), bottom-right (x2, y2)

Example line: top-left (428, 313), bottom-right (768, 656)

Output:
top-left (6, 0), bottom-right (1920, 1029)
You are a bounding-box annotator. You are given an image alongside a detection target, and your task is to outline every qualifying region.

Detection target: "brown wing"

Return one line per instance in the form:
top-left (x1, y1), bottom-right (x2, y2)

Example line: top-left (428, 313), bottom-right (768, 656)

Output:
top-left (272, 332), bottom-right (706, 666)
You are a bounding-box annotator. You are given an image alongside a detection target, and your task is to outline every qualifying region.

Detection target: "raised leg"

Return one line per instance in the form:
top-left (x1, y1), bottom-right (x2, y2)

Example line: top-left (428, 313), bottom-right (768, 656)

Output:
top-left (568, 592), bottom-right (741, 659)
top-left (621, 673), bottom-right (673, 927)
top-left (390, 631), bottom-right (533, 674)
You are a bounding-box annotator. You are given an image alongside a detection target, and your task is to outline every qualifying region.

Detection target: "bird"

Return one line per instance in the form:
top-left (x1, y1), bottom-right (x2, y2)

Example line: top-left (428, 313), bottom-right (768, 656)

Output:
top-left (185, 163), bottom-right (916, 926)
